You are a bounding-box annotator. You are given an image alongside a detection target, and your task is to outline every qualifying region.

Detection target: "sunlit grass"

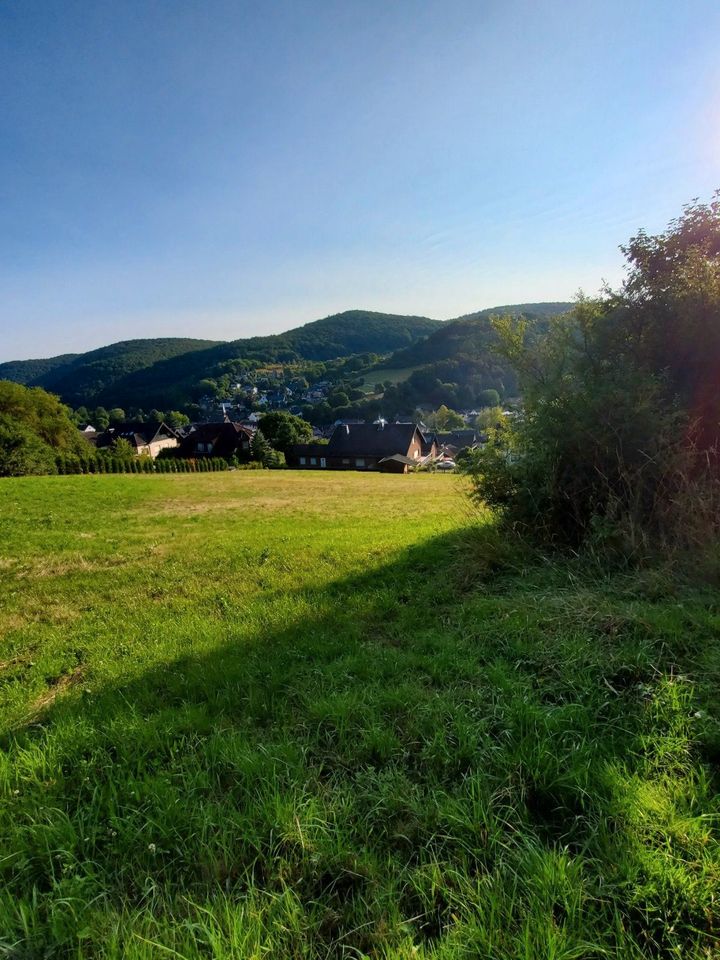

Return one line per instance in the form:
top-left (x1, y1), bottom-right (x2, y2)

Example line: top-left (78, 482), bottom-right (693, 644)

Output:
top-left (360, 367), bottom-right (421, 393)
top-left (0, 471), bottom-right (718, 958)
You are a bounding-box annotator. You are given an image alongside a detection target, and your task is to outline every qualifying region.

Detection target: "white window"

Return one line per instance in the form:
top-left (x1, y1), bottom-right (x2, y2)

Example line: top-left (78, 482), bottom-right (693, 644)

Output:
top-left (310, 457), bottom-right (317, 465)
top-left (320, 457), bottom-right (326, 468)
top-left (356, 458), bottom-right (365, 467)
top-left (300, 457), bottom-right (306, 465)
top-left (342, 458), bottom-right (350, 465)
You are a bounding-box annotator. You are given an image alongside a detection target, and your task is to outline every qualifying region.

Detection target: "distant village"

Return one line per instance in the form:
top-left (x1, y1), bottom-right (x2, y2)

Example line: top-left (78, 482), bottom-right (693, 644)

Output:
top-left (73, 361), bottom-right (514, 473)
top-left (77, 415), bottom-right (497, 474)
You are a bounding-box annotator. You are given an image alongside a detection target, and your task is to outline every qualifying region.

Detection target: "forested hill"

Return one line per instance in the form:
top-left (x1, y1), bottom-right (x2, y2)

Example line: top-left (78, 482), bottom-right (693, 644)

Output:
top-left (0, 353), bottom-right (80, 386)
top-left (0, 311), bottom-right (441, 409)
top-left (370, 302), bottom-right (573, 412)
top-left (233, 310), bottom-right (441, 362)
top-left (385, 301), bottom-right (573, 369)
top-left (0, 339), bottom-right (221, 410)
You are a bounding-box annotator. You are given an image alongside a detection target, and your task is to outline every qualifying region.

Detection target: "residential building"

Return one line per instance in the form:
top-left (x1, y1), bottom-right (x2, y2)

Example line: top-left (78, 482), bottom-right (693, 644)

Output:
top-left (289, 421), bottom-right (436, 473)
top-left (95, 422), bottom-right (180, 458)
top-left (179, 422), bottom-right (254, 460)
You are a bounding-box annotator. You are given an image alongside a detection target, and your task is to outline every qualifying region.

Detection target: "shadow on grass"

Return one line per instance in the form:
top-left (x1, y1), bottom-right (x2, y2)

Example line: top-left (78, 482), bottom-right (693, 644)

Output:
top-left (2, 527), bottom-right (719, 958)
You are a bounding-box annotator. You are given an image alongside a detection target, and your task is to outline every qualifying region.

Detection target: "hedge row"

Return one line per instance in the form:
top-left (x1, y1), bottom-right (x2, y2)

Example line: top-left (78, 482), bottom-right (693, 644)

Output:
top-left (55, 455), bottom-right (230, 475)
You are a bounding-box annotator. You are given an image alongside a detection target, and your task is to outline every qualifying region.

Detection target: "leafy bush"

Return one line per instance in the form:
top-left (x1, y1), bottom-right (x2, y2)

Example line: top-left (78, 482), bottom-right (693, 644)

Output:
top-left (0, 381), bottom-right (89, 476)
top-left (0, 415), bottom-right (58, 476)
top-left (467, 197), bottom-right (720, 561)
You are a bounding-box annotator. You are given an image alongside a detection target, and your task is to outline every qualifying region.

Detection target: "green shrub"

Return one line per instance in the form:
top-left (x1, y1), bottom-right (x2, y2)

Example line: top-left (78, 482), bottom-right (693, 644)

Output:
top-left (467, 196), bottom-right (720, 561)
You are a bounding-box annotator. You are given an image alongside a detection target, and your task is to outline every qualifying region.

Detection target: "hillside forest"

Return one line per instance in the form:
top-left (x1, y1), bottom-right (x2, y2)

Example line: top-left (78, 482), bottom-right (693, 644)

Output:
top-left (0, 305), bottom-right (570, 424)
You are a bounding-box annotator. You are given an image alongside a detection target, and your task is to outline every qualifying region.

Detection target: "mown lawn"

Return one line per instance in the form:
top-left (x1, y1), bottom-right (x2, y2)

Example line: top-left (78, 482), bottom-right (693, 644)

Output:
top-left (0, 471), bottom-right (719, 959)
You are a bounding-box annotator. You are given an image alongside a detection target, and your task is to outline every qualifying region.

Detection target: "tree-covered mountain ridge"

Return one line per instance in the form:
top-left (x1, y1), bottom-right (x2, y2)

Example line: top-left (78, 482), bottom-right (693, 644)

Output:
top-left (0, 303), bottom-right (572, 411)
top-left (0, 311), bottom-right (442, 408)
top-left (385, 301), bottom-right (573, 369)
top-left (369, 302), bottom-right (573, 412)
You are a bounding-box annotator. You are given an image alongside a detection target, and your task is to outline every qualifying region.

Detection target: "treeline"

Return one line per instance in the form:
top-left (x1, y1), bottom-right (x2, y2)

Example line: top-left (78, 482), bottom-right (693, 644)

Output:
top-left (70, 405), bottom-right (190, 430)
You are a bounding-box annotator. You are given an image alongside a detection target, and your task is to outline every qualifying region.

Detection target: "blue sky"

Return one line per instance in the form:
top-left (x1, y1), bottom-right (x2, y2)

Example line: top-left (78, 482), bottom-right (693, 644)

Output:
top-left (2, 0), bottom-right (719, 360)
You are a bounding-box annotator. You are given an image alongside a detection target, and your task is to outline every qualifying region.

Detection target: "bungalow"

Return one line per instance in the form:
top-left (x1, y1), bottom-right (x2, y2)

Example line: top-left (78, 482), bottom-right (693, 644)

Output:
top-left (179, 421), bottom-right (254, 460)
top-left (95, 422), bottom-right (180, 458)
top-left (289, 421), bottom-right (436, 473)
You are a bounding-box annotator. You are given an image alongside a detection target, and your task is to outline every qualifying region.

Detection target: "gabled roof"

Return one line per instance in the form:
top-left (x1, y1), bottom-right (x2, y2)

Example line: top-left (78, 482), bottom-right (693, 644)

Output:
top-left (378, 454), bottom-right (416, 466)
top-left (187, 421), bottom-right (252, 442)
top-left (180, 421), bottom-right (253, 457)
top-left (327, 422), bottom-right (423, 458)
top-left (436, 429), bottom-right (478, 448)
top-left (420, 433), bottom-right (437, 456)
top-left (96, 422), bottom-right (179, 449)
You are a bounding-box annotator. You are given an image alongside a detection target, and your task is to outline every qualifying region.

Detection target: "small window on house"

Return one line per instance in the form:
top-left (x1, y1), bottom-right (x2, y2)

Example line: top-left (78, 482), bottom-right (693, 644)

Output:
top-left (310, 457), bottom-right (317, 465)
top-left (356, 458), bottom-right (365, 467)
top-left (320, 457), bottom-right (326, 468)
top-left (342, 458), bottom-right (350, 465)
top-left (300, 456), bottom-right (306, 465)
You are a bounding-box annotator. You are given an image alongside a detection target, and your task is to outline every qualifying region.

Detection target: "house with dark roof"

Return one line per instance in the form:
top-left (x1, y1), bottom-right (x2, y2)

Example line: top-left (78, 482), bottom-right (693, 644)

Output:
top-left (288, 421), bottom-right (436, 473)
top-left (95, 422), bottom-right (180, 458)
top-left (179, 421), bottom-right (254, 460)
top-left (436, 429), bottom-right (480, 459)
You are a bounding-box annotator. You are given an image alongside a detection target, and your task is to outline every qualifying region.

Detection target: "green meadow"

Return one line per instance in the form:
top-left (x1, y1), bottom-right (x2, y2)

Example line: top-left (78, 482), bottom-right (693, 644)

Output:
top-left (360, 368), bottom-right (420, 394)
top-left (1, 472), bottom-right (719, 958)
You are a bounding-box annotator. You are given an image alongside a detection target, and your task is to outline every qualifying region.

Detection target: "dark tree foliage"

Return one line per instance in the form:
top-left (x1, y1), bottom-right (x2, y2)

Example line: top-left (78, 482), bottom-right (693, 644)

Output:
top-left (250, 429), bottom-right (286, 467)
top-left (467, 196), bottom-right (720, 557)
top-left (0, 339), bottom-right (220, 409)
top-left (385, 304), bottom-right (570, 369)
top-left (373, 308), bottom-right (571, 412)
top-left (0, 353), bottom-right (80, 386)
top-left (478, 388), bottom-right (501, 408)
top-left (258, 411), bottom-right (312, 454)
